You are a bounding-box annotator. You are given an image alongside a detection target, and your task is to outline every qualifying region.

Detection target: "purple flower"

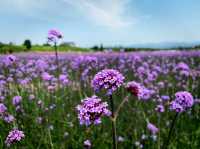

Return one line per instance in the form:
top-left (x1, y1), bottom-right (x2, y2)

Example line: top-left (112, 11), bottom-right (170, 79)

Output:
top-left (35, 59), bottom-right (48, 71)
top-left (176, 62), bottom-right (190, 71)
top-left (3, 114), bottom-right (15, 123)
top-left (91, 69), bottom-right (124, 95)
top-left (169, 91), bottom-right (194, 113)
top-left (84, 139), bottom-right (91, 148)
top-left (12, 96), bottom-right (22, 106)
top-left (48, 29), bottom-right (63, 43)
top-left (126, 81), bottom-right (151, 100)
top-left (5, 129), bottom-right (25, 146)
top-left (29, 94), bottom-right (35, 101)
top-left (147, 123), bottom-right (159, 134)
top-left (76, 95), bottom-right (111, 126)
top-left (42, 72), bottom-right (52, 81)
top-left (59, 74), bottom-right (69, 85)
top-left (0, 103), bottom-right (7, 114)
top-left (169, 101), bottom-right (184, 113)
top-left (4, 55), bottom-right (17, 66)
top-left (161, 95), bottom-right (170, 101)
top-left (155, 105), bottom-right (165, 113)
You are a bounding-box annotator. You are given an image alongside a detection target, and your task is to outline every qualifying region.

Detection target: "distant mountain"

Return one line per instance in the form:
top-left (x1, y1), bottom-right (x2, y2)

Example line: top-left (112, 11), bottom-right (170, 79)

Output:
top-left (129, 41), bottom-right (200, 49)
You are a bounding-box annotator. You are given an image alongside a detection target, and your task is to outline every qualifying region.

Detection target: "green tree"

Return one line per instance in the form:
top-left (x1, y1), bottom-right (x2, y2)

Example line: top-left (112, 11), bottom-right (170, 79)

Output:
top-left (23, 39), bottom-right (32, 50)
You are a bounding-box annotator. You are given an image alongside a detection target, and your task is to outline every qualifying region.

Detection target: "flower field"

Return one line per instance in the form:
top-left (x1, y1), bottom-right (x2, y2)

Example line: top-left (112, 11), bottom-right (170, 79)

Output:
top-left (0, 50), bottom-right (200, 149)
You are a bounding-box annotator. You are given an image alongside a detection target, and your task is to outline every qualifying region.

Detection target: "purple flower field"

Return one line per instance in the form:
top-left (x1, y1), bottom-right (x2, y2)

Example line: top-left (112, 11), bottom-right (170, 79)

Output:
top-left (0, 50), bottom-right (200, 148)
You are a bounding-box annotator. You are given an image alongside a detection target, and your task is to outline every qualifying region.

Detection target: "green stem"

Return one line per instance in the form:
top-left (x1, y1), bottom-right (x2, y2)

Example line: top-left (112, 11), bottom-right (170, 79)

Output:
top-left (114, 95), bottom-right (129, 120)
top-left (163, 113), bottom-right (179, 149)
top-left (48, 129), bottom-right (54, 149)
top-left (54, 42), bottom-right (59, 75)
top-left (109, 95), bottom-right (117, 149)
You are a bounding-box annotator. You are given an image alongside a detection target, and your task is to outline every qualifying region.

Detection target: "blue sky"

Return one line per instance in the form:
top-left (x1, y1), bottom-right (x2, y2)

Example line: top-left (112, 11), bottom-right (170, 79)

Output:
top-left (0, 0), bottom-right (200, 47)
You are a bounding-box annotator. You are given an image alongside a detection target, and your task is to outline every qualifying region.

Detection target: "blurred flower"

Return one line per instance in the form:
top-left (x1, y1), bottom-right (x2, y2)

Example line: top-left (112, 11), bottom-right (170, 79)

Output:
top-left (151, 135), bottom-right (157, 141)
top-left (126, 81), bottom-right (151, 100)
top-left (118, 136), bottom-right (125, 142)
top-left (76, 95), bottom-right (111, 126)
top-left (59, 74), bottom-right (69, 85)
top-left (29, 94), bottom-right (35, 101)
top-left (12, 96), bottom-right (22, 106)
top-left (176, 62), bottom-right (190, 71)
top-left (91, 69), bottom-right (124, 95)
top-left (36, 117), bottom-right (43, 124)
top-left (3, 114), bottom-right (15, 123)
top-left (155, 105), bottom-right (165, 113)
top-left (63, 132), bottom-right (69, 138)
top-left (42, 72), bottom-right (52, 81)
top-left (5, 129), bottom-right (25, 146)
top-left (48, 29), bottom-right (62, 43)
top-left (4, 55), bottom-right (17, 66)
top-left (147, 123), bottom-right (159, 134)
top-left (161, 95), bottom-right (170, 101)
top-left (84, 140), bottom-right (91, 149)
top-left (0, 103), bottom-right (7, 114)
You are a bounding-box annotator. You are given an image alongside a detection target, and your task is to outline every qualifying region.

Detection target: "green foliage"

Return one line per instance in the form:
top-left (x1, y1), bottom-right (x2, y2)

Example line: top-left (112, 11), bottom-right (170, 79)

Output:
top-left (0, 45), bottom-right (24, 54)
top-left (23, 39), bottom-right (32, 50)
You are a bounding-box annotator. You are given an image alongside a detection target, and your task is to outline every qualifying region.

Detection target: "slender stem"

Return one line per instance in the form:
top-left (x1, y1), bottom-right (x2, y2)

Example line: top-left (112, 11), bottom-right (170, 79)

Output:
top-left (114, 95), bottom-right (129, 120)
top-left (163, 113), bottom-right (179, 149)
top-left (48, 129), bottom-right (54, 149)
top-left (54, 42), bottom-right (59, 75)
top-left (109, 95), bottom-right (117, 149)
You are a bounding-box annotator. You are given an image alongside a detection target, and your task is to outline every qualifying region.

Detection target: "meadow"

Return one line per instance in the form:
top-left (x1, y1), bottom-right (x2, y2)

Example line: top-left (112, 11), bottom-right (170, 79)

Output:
top-left (0, 50), bottom-right (199, 149)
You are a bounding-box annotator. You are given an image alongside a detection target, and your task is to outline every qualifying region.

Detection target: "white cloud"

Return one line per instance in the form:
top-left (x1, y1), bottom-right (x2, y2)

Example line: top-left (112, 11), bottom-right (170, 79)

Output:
top-left (63, 0), bottom-right (136, 29)
top-left (0, 0), bottom-right (137, 28)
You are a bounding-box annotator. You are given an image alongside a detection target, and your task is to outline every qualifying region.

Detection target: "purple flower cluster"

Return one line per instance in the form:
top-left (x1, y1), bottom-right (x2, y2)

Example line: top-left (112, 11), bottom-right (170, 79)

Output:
top-left (12, 96), bottom-right (22, 106)
top-left (84, 139), bottom-right (91, 148)
top-left (0, 103), bottom-right (7, 114)
top-left (170, 91), bottom-right (194, 113)
top-left (59, 74), bottom-right (69, 85)
top-left (155, 104), bottom-right (165, 113)
top-left (5, 129), bottom-right (25, 146)
top-left (4, 55), bottom-right (17, 66)
top-left (48, 29), bottom-right (63, 43)
top-left (76, 95), bottom-right (111, 126)
top-left (91, 69), bottom-right (124, 95)
top-left (126, 81), bottom-right (151, 100)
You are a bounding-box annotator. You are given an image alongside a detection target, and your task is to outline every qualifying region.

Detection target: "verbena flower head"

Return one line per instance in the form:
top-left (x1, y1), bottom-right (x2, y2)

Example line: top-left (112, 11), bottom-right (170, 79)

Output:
top-left (91, 69), bottom-right (124, 95)
top-left (147, 123), bottom-right (159, 134)
top-left (0, 103), bottom-right (7, 114)
top-left (126, 81), bottom-right (151, 100)
top-left (42, 72), bottom-right (52, 81)
top-left (170, 91), bottom-right (194, 113)
top-left (48, 29), bottom-right (63, 43)
top-left (12, 96), bottom-right (22, 106)
top-left (59, 74), bottom-right (69, 85)
top-left (5, 129), bottom-right (25, 147)
top-left (155, 104), bottom-right (165, 113)
top-left (126, 81), bottom-right (143, 97)
top-left (84, 139), bottom-right (91, 149)
top-left (76, 95), bottom-right (111, 126)
top-left (3, 114), bottom-right (15, 123)
top-left (4, 55), bottom-right (17, 66)
top-left (176, 62), bottom-right (190, 71)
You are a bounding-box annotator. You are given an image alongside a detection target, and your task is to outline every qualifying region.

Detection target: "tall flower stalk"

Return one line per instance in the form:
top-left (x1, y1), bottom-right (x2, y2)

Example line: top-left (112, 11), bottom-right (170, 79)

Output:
top-left (47, 29), bottom-right (63, 74)
top-left (163, 113), bottom-right (179, 149)
top-left (54, 42), bottom-right (59, 73)
top-left (90, 69), bottom-right (125, 149)
top-left (163, 91), bottom-right (194, 149)
top-left (109, 95), bottom-right (117, 149)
